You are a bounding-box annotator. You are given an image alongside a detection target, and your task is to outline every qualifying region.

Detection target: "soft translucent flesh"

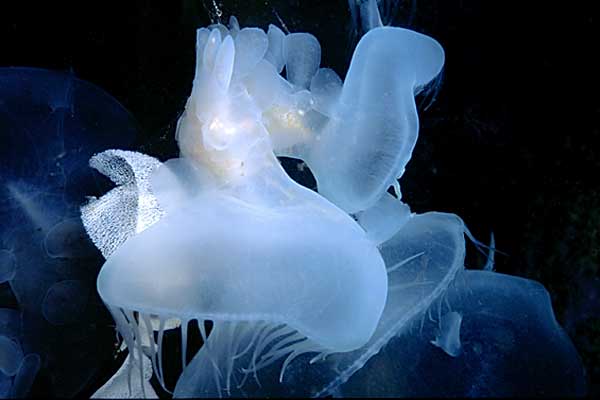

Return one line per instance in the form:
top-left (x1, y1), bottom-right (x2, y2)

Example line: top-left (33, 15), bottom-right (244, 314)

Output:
top-left (98, 22), bottom-right (389, 355)
top-left (89, 12), bottom-right (450, 398)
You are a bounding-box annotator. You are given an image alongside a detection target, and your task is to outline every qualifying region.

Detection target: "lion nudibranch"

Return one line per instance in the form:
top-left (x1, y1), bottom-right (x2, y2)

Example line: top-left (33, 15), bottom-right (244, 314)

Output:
top-left (86, 11), bottom-right (449, 398)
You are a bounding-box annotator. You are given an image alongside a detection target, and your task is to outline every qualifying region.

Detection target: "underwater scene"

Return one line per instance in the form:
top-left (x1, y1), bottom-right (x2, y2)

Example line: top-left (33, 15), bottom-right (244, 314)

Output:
top-left (1, 0), bottom-right (598, 398)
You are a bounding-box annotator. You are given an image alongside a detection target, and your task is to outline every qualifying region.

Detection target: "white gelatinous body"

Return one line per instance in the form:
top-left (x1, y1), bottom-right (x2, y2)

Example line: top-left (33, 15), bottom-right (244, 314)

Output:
top-left (85, 7), bottom-right (448, 397)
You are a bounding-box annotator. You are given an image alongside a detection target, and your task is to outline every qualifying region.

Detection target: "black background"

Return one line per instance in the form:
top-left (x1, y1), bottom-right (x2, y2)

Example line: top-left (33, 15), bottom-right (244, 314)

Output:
top-left (2, 0), bottom-right (598, 397)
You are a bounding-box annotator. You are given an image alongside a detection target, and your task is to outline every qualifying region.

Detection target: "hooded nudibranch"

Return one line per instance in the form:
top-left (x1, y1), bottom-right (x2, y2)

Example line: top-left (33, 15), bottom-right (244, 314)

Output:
top-left (82, 6), bottom-right (445, 398)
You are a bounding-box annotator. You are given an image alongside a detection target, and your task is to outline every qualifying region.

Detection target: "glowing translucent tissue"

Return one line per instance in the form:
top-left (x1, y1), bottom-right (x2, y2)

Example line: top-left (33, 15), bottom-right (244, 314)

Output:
top-left (77, 8), bottom-right (586, 400)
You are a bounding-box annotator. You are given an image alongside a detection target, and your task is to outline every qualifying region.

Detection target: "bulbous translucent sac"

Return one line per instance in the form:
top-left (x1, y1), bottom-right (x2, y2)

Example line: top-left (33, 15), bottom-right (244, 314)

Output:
top-left (339, 270), bottom-right (587, 397)
top-left (0, 67), bottom-right (137, 397)
top-left (303, 26), bottom-right (445, 213)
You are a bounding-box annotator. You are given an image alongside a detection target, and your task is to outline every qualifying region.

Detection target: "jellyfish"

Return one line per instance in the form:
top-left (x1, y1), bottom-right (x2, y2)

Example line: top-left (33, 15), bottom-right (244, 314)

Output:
top-left (0, 67), bottom-right (138, 396)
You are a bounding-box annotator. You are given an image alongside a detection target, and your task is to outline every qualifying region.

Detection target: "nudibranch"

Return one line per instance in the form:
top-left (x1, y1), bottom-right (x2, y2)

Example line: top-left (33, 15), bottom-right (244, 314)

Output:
top-left (81, 6), bottom-right (447, 398)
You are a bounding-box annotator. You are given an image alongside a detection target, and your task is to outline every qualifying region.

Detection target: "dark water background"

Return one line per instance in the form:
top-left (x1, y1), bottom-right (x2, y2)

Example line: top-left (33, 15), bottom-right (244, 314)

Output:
top-left (2, 0), bottom-right (598, 397)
